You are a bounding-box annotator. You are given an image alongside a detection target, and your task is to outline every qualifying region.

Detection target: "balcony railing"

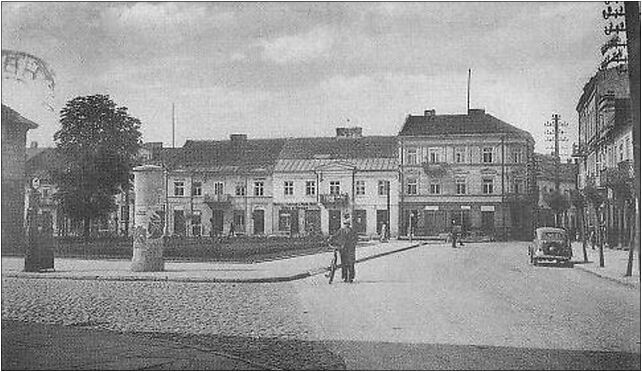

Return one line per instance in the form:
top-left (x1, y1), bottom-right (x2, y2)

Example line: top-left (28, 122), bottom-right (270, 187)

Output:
top-left (204, 193), bottom-right (232, 206)
top-left (320, 193), bottom-right (349, 207)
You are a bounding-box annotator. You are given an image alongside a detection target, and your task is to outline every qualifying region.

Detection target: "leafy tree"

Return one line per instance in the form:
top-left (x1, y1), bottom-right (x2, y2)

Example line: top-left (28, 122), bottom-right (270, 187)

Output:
top-left (53, 95), bottom-right (142, 238)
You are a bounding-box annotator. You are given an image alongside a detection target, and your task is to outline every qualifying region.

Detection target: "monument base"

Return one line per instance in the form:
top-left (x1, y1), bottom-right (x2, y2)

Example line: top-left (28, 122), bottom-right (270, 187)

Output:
top-left (131, 236), bottom-right (164, 272)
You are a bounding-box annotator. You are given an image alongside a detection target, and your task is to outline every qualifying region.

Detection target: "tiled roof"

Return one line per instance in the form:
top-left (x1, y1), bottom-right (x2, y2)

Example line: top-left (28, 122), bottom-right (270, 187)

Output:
top-left (1, 104), bottom-right (38, 130)
top-left (275, 136), bottom-right (397, 172)
top-left (398, 111), bottom-right (533, 141)
top-left (279, 136), bottom-right (397, 159)
top-left (275, 158), bottom-right (397, 172)
top-left (534, 153), bottom-right (577, 183)
top-left (176, 138), bottom-right (286, 173)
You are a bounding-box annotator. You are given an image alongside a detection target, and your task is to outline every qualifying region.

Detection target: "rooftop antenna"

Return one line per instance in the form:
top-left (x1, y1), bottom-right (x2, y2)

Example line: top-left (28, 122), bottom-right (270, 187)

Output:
top-left (172, 103), bottom-right (175, 149)
top-left (467, 69), bottom-right (471, 112)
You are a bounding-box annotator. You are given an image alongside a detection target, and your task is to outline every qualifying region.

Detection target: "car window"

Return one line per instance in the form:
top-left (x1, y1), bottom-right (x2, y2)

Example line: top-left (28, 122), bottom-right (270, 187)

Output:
top-left (542, 232), bottom-right (566, 241)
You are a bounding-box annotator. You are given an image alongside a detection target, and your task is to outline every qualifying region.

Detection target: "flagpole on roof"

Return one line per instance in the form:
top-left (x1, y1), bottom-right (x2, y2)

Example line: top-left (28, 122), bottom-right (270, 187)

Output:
top-left (467, 69), bottom-right (471, 113)
top-left (172, 103), bottom-right (176, 149)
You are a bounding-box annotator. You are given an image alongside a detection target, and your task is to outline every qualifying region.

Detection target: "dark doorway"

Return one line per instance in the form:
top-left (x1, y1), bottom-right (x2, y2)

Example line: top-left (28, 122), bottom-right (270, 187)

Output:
top-left (210, 210), bottom-right (224, 235)
top-left (450, 210), bottom-right (471, 232)
top-left (423, 210), bottom-right (446, 236)
top-left (253, 209), bottom-right (264, 235)
top-left (482, 211), bottom-right (495, 235)
top-left (304, 210), bottom-right (321, 235)
top-left (354, 209), bottom-right (367, 235)
top-left (376, 210), bottom-right (389, 235)
top-left (173, 210), bottom-right (186, 236)
top-left (290, 209), bottom-right (300, 235)
top-left (329, 210), bottom-right (341, 234)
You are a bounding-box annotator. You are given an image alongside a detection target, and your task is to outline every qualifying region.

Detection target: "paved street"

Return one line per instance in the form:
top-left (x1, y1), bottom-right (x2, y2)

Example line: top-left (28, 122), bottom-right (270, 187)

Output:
top-left (2, 241), bottom-right (640, 370)
top-left (294, 242), bottom-right (641, 370)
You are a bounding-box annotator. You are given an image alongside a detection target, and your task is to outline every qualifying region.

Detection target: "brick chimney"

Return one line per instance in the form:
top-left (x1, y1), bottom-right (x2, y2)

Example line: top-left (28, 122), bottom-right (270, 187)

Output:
top-left (468, 108), bottom-right (485, 116)
top-left (230, 134), bottom-right (248, 143)
top-left (336, 127), bottom-right (363, 138)
top-left (424, 109), bottom-right (436, 116)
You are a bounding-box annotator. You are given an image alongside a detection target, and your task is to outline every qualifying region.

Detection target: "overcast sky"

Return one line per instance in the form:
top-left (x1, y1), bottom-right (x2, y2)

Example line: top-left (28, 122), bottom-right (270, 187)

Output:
top-left (2, 2), bottom-right (608, 156)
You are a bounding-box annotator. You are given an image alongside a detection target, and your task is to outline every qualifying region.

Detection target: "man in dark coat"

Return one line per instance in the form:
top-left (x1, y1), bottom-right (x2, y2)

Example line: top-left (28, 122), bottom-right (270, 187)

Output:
top-left (330, 218), bottom-right (358, 282)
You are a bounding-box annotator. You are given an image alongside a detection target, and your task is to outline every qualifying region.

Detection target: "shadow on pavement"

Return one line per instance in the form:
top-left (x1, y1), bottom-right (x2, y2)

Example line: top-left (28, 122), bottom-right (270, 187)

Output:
top-left (4, 321), bottom-right (639, 370)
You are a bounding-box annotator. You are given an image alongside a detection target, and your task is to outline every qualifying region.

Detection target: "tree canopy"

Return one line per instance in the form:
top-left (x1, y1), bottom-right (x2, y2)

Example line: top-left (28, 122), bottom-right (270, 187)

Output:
top-left (53, 95), bottom-right (142, 235)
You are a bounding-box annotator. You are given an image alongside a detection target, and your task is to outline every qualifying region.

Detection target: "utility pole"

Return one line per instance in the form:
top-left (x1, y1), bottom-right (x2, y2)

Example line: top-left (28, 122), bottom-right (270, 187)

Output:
top-left (467, 69), bottom-right (471, 112)
top-left (501, 135), bottom-right (506, 240)
top-left (545, 114), bottom-right (568, 227)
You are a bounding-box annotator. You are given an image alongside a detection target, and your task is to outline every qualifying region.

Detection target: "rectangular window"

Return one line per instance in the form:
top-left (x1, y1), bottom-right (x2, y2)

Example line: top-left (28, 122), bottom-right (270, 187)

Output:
top-left (355, 180), bottom-right (365, 195)
top-left (235, 183), bottom-right (246, 196)
top-left (233, 210), bottom-right (245, 231)
top-left (455, 179), bottom-right (466, 195)
top-left (278, 210), bottom-right (291, 231)
top-left (513, 180), bottom-right (521, 194)
top-left (173, 181), bottom-right (185, 196)
top-left (513, 148), bottom-right (522, 163)
top-left (482, 147), bottom-right (493, 163)
top-left (482, 179), bottom-right (494, 194)
top-left (429, 182), bottom-right (441, 194)
top-left (254, 181), bottom-right (264, 196)
top-left (378, 180), bottom-right (389, 196)
top-left (619, 143), bottom-right (624, 162)
top-left (454, 148), bottom-right (465, 163)
top-left (428, 148), bottom-right (440, 163)
top-left (406, 178), bottom-right (418, 195)
top-left (214, 182), bottom-right (224, 195)
top-left (305, 181), bottom-right (316, 196)
top-left (192, 181), bottom-right (202, 196)
top-left (284, 181), bottom-right (294, 196)
top-left (406, 148), bottom-right (417, 165)
top-left (329, 181), bottom-right (341, 195)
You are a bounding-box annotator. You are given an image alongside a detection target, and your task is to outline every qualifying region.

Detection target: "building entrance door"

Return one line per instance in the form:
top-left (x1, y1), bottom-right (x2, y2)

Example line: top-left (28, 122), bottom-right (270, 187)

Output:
top-left (329, 210), bottom-right (341, 234)
top-left (354, 209), bottom-right (366, 235)
top-left (173, 210), bottom-right (186, 236)
top-left (376, 210), bottom-right (389, 235)
top-left (253, 209), bottom-right (264, 235)
top-left (304, 210), bottom-right (321, 235)
top-left (211, 210), bottom-right (224, 235)
top-left (482, 211), bottom-right (495, 235)
top-left (423, 210), bottom-right (446, 236)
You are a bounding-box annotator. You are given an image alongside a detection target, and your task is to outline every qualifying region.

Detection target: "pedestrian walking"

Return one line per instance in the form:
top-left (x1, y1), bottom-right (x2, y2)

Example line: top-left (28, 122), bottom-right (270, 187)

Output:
top-left (330, 217), bottom-right (358, 283)
top-left (379, 223), bottom-right (389, 243)
top-left (451, 219), bottom-right (462, 248)
top-left (228, 221), bottom-right (235, 238)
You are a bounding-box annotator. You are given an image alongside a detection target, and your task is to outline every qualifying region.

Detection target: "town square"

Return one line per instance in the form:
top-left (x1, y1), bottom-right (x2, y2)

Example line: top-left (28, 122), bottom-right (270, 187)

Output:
top-left (1, 2), bottom-right (640, 370)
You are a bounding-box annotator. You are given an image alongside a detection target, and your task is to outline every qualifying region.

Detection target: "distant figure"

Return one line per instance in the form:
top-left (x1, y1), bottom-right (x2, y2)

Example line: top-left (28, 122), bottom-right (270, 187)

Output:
top-left (330, 218), bottom-right (358, 283)
top-left (451, 219), bottom-right (463, 248)
top-left (379, 223), bottom-right (389, 243)
top-left (228, 221), bottom-right (235, 238)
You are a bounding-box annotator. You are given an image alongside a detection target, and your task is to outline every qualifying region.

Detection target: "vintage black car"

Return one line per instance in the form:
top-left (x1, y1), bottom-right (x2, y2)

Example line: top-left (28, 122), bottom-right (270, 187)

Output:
top-left (528, 227), bottom-right (572, 266)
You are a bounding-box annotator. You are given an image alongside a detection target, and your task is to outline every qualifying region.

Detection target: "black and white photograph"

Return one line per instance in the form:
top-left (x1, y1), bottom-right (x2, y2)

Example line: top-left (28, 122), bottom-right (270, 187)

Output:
top-left (1, 1), bottom-right (640, 370)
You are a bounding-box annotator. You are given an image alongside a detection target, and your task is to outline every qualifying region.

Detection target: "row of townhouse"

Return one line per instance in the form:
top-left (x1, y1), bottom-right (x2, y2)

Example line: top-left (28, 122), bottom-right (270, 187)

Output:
top-left (144, 108), bottom-right (537, 240)
top-left (574, 65), bottom-right (635, 247)
top-left (159, 129), bottom-right (399, 238)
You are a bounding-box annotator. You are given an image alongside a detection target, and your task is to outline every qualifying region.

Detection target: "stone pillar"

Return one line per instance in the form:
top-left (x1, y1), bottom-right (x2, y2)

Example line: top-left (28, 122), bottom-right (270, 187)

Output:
top-left (131, 165), bottom-right (165, 272)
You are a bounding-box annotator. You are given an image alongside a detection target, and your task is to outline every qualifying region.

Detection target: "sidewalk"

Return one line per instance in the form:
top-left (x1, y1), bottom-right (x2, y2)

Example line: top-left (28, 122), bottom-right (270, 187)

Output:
top-left (1, 240), bottom-right (425, 283)
top-left (571, 242), bottom-right (640, 289)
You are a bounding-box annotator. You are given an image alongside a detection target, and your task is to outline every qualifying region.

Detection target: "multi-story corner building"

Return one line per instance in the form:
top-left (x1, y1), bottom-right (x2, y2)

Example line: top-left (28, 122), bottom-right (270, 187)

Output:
top-left (575, 65), bottom-right (634, 247)
top-left (273, 127), bottom-right (398, 238)
top-left (2, 105), bottom-right (38, 252)
top-left (397, 108), bottom-right (535, 240)
top-left (164, 135), bottom-right (285, 237)
top-left (533, 153), bottom-right (579, 236)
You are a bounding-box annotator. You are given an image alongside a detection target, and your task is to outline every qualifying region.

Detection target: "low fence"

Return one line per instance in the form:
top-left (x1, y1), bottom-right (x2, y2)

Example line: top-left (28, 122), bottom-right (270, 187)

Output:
top-left (3, 235), bottom-right (330, 262)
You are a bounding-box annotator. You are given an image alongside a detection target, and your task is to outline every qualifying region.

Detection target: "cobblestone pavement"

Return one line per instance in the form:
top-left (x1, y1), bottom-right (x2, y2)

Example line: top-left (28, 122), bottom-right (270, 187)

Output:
top-left (1, 278), bottom-right (344, 369)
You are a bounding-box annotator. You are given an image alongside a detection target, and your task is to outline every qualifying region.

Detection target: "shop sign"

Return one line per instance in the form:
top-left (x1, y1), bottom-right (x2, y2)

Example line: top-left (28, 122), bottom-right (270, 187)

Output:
top-left (424, 205), bottom-right (439, 211)
top-left (481, 206), bottom-right (495, 212)
top-left (277, 202), bottom-right (320, 210)
top-left (460, 205), bottom-right (471, 210)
